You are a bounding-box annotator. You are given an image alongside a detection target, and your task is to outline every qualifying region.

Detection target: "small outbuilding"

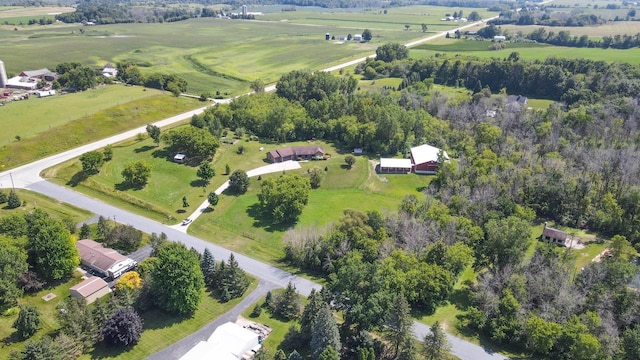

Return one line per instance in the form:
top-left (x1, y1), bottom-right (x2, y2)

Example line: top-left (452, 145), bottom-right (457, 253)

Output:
top-left (69, 276), bottom-right (111, 304)
top-left (180, 322), bottom-right (260, 360)
top-left (174, 153), bottom-right (187, 163)
top-left (379, 158), bottom-right (412, 174)
top-left (354, 148), bottom-right (363, 155)
top-left (493, 35), bottom-right (506, 41)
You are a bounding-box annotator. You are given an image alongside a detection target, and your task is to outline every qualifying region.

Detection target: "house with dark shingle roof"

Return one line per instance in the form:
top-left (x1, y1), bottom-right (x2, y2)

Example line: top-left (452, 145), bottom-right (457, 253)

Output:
top-left (541, 223), bottom-right (570, 246)
top-left (266, 146), bottom-right (324, 163)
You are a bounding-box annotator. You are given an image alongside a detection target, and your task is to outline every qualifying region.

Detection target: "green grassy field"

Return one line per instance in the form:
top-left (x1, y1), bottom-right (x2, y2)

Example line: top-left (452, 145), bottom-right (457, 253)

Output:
top-left (0, 189), bottom-right (93, 224)
top-left (0, 85), bottom-right (163, 145)
top-left (410, 39), bottom-right (640, 64)
top-left (501, 21), bottom-right (640, 38)
top-left (1, 92), bottom-right (201, 170)
top-left (0, 273), bottom-right (84, 360)
top-left (87, 279), bottom-right (258, 360)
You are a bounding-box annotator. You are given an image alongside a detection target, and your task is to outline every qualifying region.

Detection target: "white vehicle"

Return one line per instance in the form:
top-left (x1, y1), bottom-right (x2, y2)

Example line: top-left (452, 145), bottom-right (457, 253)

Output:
top-left (182, 218), bottom-right (193, 226)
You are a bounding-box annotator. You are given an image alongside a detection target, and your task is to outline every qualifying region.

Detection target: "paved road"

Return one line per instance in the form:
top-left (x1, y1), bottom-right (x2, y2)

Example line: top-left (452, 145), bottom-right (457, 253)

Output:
top-left (147, 280), bottom-right (278, 360)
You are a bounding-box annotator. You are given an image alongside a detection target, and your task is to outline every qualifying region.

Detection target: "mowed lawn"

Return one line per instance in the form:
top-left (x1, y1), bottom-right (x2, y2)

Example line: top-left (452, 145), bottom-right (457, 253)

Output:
top-left (86, 279), bottom-right (258, 360)
top-left (1, 92), bottom-right (201, 170)
top-left (1, 85), bottom-right (163, 145)
top-left (0, 189), bottom-right (93, 224)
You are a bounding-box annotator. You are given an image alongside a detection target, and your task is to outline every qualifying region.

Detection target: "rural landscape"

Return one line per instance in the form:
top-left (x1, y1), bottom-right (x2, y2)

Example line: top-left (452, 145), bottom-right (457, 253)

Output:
top-left (2, 0), bottom-right (640, 359)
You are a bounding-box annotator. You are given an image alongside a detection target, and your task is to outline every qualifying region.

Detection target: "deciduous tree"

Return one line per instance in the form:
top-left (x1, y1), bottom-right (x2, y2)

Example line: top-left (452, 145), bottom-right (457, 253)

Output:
top-left (80, 151), bottom-right (104, 175)
top-left (207, 192), bottom-right (219, 207)
top-left (151, 242), bottom-right (204, 315)
top-left (146, 124), bottom-right (161, 146)
top-left (258, 174), bottom-right (310, 224)
top-left (362, 28), bottom-right (372, 41)
top-left (101, 308), bottom-right (143, 347)
top-left (228, 170), bottom-right (250, 194)
top-left (0, 241), bottom-right (27, 307)
top-left (121, 160), bottom-right (152, 188)
top-left (197, 161), bottom-right (215, 186)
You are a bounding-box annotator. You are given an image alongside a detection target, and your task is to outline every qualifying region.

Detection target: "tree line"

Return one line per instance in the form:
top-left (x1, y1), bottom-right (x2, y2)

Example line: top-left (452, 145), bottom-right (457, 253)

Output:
top-left (526, 27), bottom-right (640, 49)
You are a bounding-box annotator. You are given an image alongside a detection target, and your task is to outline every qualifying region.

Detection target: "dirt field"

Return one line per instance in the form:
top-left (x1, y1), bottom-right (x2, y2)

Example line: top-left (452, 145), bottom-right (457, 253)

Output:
top-left (0, 6), bottom-right (75, 18)
top-left (502, 22), bottom-right (640, 37)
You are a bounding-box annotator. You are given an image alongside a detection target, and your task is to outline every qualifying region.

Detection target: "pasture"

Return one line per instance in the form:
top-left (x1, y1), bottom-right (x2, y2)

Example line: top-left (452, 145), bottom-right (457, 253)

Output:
top-left (0, 85), bottom-right (163, 145)
top-left (0, 6), bottom-right (73, 18)
top-left (0, 189), bottom-right (93, 224)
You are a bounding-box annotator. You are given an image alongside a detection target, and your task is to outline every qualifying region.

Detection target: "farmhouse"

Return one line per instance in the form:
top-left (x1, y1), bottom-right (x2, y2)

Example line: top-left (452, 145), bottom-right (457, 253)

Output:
top-left (102, 67), bottom-right (118, 78)
top-left (76, 239), bottom-right (137, 279)
top-left (379, 158), bottom-right (412, 174)
top-left (540, 223), bottom-right (572, 246)
top-left (266, 146), bottom-right (324, 163)
top-left (69, 276), bottom-right (111, 304)
top-left (507, 95), bottom-right (528, 106)
top-left (180, 322), bottom-right (261, 360)
top-left (410, 144), bottom-right (449, 174)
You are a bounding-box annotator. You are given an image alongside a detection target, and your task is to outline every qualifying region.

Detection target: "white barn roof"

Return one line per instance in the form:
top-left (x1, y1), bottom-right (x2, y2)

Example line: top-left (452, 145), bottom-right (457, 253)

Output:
top-left (380, 158), bottom-right (412, 169)
top-left (410, 144), bottom-right (448, 165)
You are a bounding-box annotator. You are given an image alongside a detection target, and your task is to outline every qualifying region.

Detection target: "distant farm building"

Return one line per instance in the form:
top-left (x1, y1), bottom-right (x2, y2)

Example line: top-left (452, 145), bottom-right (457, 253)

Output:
top-left (266, 146), bottom-right (324, 163)
top-left (102, 67), bottom-right (118, 78)
top-left (353, 34), bottom-right (363, 41)
top-left (76, 239), bottom-right (137, 280)
top-left (507, 95), bottom-right (528, 106)
top-left (174, 153), bottom-right (187, 163)
top-left (6, 68), bottom-right (58, 90)
top-left (69, 276), bottom-right (111, 304)
top-left (36, 90), bottom-right (56, 98)
top-left (354, 148), bottom-right (363, 155)
top-left (493, 35), bottom-right (506, 41)
top-left (378, 144), bottom-right (448, 175)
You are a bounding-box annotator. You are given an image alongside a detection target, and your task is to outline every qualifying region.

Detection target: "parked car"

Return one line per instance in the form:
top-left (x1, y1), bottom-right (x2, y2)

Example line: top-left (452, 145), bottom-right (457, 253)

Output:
top-left (182, 218), bottom-right (193, 226)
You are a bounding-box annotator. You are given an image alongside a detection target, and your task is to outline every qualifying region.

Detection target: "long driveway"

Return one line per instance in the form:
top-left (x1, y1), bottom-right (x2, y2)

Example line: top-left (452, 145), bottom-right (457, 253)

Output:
top-left (0, 18), bottom-right (514, 360)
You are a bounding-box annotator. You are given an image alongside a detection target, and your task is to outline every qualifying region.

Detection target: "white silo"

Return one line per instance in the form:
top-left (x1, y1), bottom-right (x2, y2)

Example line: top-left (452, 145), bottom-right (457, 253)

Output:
top-left (0, 60), bottom-right (7, 88)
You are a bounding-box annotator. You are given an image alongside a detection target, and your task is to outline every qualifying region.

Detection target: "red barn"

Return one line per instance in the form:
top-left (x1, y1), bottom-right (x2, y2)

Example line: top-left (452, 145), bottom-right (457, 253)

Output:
top-left (410, 144), bottom-right (449, 174)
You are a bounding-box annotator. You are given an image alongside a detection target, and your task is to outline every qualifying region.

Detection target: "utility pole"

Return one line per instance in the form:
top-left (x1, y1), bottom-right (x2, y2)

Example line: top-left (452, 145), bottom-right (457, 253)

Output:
top-left (9, 172), bottom-right (15, 189)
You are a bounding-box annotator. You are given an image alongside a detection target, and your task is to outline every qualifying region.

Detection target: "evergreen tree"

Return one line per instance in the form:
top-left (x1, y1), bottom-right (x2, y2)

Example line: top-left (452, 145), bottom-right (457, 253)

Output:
top-left (274, 349), bottom-right (287, 360)
top-left (275, 282), bottom-right (301, 321)
top-left (200, 248), bottom-right (216, 285)
top-left (300, 289), bottom-right (323, 338)
top-left (214, 253), bottom-right (250, 300)
top-left (96, 215), bottom-right (111, 239)
top-left (57, 297), bottom-right (99, 352)
top-left (13, 305), bottom-right (40, 339)
top-left (319, 345), bottom-right (340, 360)
top-left (79, 223), bottom-right (91, 239)
top-left (423, 321), bottom-right (450, 360)
top-left (384, 294), bottom-right (413, 358)
top-left (0, 189), bottom-right (7, 203)
top-left (288, 350), bottom-right (303, 360)
top-left (311, 303), bottom-right (341, 359)
top-left (7, 190), bottom-right (21, 209)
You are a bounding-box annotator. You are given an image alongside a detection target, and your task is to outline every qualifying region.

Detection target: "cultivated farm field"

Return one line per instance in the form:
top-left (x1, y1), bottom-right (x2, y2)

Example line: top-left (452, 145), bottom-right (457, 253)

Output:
top-left (0, 15), bottom-right (419, 95)
top-left (411, 38), bottom-right (640, 64)
top-left (501, 21), bottom-right (640, 37)
top-left (0, 6), bottom-right (74, 18)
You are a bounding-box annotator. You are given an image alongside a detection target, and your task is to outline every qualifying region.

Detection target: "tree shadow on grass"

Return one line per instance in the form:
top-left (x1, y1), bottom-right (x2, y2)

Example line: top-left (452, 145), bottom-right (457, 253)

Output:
top-left (190, 180), bottom-right (207, 188)
top-left (151, 148), bottom-right (171, 160)
top-left (246, 203), bottom-right (292, 233)
top-left (201, 207), bottom-right (214, 214)
top-left (134, 145), bottom-right (156, 153)
top-left (67, 171), bottom-right (88, 187)
top-left (115, 182), bottom-right (144, 191)
top-left (175, 209), bottom-right (187, 214)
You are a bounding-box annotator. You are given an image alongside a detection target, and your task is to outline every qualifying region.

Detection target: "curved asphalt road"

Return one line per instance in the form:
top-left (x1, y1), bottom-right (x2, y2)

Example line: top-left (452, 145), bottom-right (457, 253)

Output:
top-left (0, 17), bottom-right (521, 360)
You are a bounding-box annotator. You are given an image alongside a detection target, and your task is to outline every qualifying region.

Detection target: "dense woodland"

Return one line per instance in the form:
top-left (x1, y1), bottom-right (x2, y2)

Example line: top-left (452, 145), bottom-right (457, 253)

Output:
top-left (188, 44), bottom-right (640, 358)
